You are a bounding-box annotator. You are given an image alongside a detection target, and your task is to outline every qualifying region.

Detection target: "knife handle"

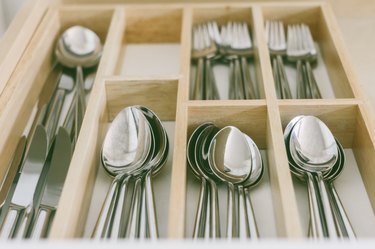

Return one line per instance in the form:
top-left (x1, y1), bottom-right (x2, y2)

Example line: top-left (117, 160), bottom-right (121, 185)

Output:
top-left (29, 204), bottom-right (56, 239)
top-left (0, 204), bottom-right (34, 239)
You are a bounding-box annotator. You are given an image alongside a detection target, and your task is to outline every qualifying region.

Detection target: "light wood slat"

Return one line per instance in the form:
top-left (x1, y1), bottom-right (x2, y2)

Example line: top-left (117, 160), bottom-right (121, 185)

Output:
top-left (353, 104), bottom-right (375, 212)
top-left (0, 0), bottom-right (52, 95)
top-left (106, 78), bottom-right (179, 121)
top-left (167, 6), bottom-right (192, 239)
top-left (252, 5), bottom-right (303, 237)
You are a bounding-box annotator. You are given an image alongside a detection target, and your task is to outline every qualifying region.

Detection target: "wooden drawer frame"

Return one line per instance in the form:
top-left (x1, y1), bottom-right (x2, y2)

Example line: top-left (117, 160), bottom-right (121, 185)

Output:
top-left (0, 0), bottom-right (374, 240)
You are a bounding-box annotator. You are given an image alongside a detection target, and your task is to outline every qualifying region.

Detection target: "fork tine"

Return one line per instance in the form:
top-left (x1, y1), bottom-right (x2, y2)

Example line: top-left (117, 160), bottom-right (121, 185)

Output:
top-left (303, 24), bottom-right (316, 54)
top-left (278, 21), bottom-right (286, 49)
top-left (242, 22), bottom-right (252, 49)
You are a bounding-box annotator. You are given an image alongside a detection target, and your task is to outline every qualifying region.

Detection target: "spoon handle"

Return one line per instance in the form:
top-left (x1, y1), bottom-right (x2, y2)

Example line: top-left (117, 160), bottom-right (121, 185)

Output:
top-left (108, 175), bottom-right (131, 238)
top-left (144, 170), bottom-right (159, 239)
top-left (91, 175), bottom-right (122, 239)
top-left (244, 188), bottom-right (259, 239)
top-left (125, 177), bottom-right (142, 239)
top-left (208, 179), bottom-right (220, 238)
top-left (237, 185), bottom-right (248, 239)
top-left (193, 178), bottom-right (208, 239)
top-left (306, 172), bottom-right (325, 238)
top-left (226, 183), bottom-right (236, 238)
top-left (328, 182), bottom-right (356, 239)
top-left (315, 173), bottom-right (339, 239)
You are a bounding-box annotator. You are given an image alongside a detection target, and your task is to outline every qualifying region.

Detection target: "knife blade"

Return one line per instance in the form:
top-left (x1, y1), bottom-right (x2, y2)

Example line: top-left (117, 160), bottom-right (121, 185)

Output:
top-left (0, 125), bottom-right (48, 239)
top-left (28, 127), bottom-right (72, 239)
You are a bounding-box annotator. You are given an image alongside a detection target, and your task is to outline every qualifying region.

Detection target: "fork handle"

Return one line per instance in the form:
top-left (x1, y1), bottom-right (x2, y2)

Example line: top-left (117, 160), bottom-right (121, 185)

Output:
top-left (240, 56), bottom-right (258, 99)
top-left (272, 57), bottom-right (282, 99)
top-left (296, 60), bottom-right (306, 99)
top-left (305, 61), bottom-right (322, 99)
top-left (193, 58), bottom-right (205, 100)
top-left (275, 55), bottom-right (292, 99)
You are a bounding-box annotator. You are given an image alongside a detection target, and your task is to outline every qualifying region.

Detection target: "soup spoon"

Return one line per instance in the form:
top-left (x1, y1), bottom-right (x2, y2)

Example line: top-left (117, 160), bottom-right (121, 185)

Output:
top-left (240, 133), bottom-right (264, 239)
top-left (91, 106), bottom-right (152, 239)
top-left (195, 125), bottom-right (221, 238)
top-left (187, 123), bottom-right (213, 238)
top-left (55, 25), bottom-right (102, 143)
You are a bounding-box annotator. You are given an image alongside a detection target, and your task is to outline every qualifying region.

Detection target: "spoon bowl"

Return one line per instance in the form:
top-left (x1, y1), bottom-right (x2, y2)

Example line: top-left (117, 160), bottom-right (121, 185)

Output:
top-left (56, 26), bottom-right (102, 68)
top-left (242, 133), bottom-right (263, 188)
top-left (289, 116), bottom-right (338, 172)
top-left (208, 126), bottom-right (252, 183)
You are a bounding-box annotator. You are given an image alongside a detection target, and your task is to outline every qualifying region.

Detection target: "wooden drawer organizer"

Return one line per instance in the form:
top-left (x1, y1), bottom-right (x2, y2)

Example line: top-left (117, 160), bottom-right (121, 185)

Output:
top-left (0, 1), bottom-right (374, 239)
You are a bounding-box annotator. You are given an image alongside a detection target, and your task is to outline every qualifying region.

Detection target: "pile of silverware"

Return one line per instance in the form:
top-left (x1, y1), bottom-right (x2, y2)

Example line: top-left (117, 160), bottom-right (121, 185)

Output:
top-left (92, 106), bottom-right (169, 239)
top-left (284, 115), bottom-right (355, 239)
top-left (266, 20), bottom-right (322, 99)
top-left (191, 21), bottom-right (259, 100)
top-left (0, 26), bottom-right (101, 239)
top-left (187, 123), bottom-right (264, 239)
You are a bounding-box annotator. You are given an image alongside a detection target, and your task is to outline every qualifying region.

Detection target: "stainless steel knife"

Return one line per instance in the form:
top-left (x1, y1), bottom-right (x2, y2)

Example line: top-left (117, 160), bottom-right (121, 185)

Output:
top-left (0, 125), bottom-right (48, 239)
top-left (29, 127), bottom-right (72, 239)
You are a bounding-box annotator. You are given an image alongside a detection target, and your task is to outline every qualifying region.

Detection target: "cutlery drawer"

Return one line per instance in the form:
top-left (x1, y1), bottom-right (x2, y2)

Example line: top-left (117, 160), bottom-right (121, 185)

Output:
top-left (0, 1), bottom-right (374, 241)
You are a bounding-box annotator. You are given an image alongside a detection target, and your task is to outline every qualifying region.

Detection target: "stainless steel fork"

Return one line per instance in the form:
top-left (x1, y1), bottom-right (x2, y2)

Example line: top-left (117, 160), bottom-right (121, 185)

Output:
top-left (221, 22), bottom-right (258, 100)
top-left (287, 24), bottom-right (321, 99)
top-left (191, 24), bottom-right (220, 100)
top-left (266, 20), bottom-right (292, 99)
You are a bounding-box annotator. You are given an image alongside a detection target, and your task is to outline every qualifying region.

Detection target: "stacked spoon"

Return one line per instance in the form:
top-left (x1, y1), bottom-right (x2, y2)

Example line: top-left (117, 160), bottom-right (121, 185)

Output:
top-left (92, 106), bottom-right (169, 239)
top-left (187, 123), bottom-right (264, 239)
top-left (284, 115), bottom-right (355, 239)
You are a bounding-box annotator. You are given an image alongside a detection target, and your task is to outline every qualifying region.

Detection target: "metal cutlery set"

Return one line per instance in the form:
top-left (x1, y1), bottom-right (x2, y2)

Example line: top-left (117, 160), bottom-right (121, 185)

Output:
top-left (191, 21), bottom-right (259, 100)
top-left (0, 25), bottom-right (101, 239)
top-left (284, 115), bottom-right (355, 239)
top-left (188, 123), bottom-right (264, 239)
top-left (266, 20), bottom-right (322, 99)
top-left (0, 20), bottom-right (357, 241)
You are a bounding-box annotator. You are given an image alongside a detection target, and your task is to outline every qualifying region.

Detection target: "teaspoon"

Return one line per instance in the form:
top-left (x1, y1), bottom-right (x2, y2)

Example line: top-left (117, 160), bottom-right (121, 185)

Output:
top-left (208, 126), bottom-right (252, 238)
top-left (289, 116), bottom-right (339, 238)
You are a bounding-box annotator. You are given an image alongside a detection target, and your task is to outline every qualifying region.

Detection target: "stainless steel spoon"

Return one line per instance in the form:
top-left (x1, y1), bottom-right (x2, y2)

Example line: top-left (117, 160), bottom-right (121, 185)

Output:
top-left (55, 25), bottom-right (102, 143)
top-left (126, 106), bottom-right (169, 239)
top-left (195, 125), bottom-right (221, 238)
top-left (91, 106), bottom-right (152, 239)
top-left (240, 133), bottom-right (264, 239)
top-left (208, 126), bottom-right (252, 238)
top-left (289, 116), bottom-right (339, 238)
top-left (187, 123), bottom-right (213, 239)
